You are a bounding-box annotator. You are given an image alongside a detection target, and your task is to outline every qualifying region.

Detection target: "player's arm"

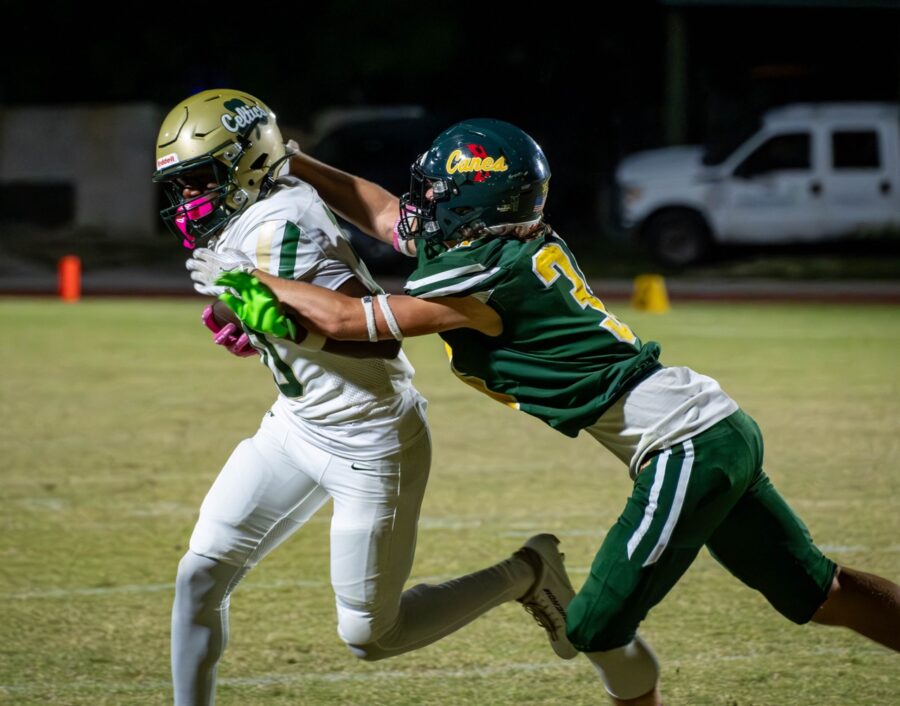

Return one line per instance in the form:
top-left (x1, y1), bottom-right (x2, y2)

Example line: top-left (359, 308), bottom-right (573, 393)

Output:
top-left (251, 268), bottom-right (502, 340)
top-left (322, 277), bottom-right (402, 358)
top-left (289, 151), bottom-right (400, 249)
top-left (188, 248), bottom-right (402, 358)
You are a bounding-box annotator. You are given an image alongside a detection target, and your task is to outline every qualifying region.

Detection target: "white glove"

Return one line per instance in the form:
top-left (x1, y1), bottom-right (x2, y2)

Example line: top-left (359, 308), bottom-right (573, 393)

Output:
top-left (186, 247), bottom-right (255, 296)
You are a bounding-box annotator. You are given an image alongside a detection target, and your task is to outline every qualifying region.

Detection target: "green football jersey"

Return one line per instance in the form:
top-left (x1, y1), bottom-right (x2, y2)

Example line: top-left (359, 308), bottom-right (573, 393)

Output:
top-left (405, 231), bottom-right (662, 437)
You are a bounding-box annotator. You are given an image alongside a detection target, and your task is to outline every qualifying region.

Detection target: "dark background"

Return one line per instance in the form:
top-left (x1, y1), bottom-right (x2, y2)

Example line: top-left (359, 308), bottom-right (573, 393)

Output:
top-left (3, 0), bottom-right (900, 267)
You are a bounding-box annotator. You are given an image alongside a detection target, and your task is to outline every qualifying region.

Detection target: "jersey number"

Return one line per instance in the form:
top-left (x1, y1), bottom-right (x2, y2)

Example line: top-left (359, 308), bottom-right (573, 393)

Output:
top-left (531, 244), bottom-right (636, 344)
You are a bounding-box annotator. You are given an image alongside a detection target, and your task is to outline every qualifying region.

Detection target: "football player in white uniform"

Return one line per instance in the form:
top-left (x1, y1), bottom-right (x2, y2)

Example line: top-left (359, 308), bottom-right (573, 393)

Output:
top-left (153, 90), bottom-right (577, 706)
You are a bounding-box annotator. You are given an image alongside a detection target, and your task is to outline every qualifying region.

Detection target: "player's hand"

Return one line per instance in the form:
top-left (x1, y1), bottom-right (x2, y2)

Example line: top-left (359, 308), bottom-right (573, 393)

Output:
top-left (215, 271), bottom-right (298, 341)
top-left (187, 247), bottom-right (255, 296)
top-left (200, 304), bottom-right (257, 357)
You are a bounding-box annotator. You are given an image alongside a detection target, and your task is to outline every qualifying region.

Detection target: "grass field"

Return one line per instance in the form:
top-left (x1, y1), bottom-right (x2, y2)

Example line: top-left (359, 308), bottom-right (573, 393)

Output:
top-left (1, 298), bottom-right (898, 705)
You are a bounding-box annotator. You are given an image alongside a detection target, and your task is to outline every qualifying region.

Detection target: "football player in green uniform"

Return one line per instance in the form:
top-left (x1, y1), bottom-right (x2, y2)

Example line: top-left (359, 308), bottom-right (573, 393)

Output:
top-left (191, 119), bottom-right (900, 706)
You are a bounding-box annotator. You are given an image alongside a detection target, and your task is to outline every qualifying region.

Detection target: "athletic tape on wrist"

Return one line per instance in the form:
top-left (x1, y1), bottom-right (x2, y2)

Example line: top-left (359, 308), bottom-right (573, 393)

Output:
top-left (362, 295), bottom-right (378, 342)
top-left (392, 230), bottom-right (416, 257)
top-left (376, 293), bottom-right (403, 341)
top-left (392, 209), bottom-right (417, 257)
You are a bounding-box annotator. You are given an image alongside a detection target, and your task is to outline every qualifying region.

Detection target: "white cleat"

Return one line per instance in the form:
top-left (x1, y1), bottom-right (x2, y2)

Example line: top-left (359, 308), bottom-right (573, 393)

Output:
top-left (516, 533), bottom-right (578, 660)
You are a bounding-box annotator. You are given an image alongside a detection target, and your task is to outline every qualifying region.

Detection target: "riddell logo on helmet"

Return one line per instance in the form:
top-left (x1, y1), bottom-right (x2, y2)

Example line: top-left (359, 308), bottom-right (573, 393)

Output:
top-left (156, 153), bottom-right (179, 169)
top-left (220, 100), bottom-right (269, 133)
top-left (445, 149), bottom-right (508, 175)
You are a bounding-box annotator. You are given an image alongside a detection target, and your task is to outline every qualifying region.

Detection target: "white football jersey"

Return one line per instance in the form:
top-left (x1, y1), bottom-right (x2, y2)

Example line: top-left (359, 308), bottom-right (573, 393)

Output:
top-left (213, 177), bottom-right (425, 460)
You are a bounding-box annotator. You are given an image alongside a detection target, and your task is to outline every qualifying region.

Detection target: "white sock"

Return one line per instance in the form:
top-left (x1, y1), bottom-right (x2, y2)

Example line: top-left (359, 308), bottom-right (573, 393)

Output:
top-left (171, 551), bottom-right (247, 706)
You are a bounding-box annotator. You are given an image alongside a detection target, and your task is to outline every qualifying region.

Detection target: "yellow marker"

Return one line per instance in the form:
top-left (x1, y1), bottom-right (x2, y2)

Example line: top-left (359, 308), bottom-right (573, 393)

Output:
top-left (631, 274), bottom-right (670, 313)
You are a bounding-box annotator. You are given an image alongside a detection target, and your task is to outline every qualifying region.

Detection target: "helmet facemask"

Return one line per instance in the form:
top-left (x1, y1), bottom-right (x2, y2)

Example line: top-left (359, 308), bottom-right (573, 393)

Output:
top-left (154, 145), bottom-right (246, 248)
top-left (396, 162), bottom-right (476, 243)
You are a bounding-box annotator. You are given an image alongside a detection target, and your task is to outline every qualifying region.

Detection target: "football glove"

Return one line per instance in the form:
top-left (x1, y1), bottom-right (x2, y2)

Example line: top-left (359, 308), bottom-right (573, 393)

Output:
top-left (187, 247), bottom-right (255, 296)
top-left (215, 271), bottom-right (297, 341)
top-left (200, 304), bottom-right (257, 357)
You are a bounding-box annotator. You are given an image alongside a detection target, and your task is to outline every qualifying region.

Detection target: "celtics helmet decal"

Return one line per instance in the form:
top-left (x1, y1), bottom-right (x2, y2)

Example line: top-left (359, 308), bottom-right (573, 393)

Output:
top-left (152, 89), bottom-right (289, 248)
top-left (397, 118), bottom-right (551, 243)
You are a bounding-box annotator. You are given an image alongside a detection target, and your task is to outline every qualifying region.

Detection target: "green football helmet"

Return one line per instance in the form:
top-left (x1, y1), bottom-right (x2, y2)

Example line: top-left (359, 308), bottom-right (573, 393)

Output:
top-left (397, 118), bottom-right (551, 243)
top-left (152, 89), bottom-right (290, 248)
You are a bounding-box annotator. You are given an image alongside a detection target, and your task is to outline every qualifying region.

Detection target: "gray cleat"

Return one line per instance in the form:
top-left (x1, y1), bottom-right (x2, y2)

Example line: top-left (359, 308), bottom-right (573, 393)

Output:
top-left (516, 533), bottom-right (578, 660)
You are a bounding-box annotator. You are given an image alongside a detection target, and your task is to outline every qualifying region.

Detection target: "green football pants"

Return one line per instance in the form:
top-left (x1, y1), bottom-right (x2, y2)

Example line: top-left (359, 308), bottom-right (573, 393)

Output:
top-left (567, 409), bottom-right (836, 652)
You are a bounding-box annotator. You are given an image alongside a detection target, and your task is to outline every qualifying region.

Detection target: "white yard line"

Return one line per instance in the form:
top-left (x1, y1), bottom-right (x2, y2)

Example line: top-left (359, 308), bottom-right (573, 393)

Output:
top-left (0, 646), bottom-right (888, 695)
top-left (2, 578), bottom-right (328, 600)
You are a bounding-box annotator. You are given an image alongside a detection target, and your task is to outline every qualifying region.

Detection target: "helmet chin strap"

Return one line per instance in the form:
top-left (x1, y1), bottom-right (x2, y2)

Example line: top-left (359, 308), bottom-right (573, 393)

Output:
top-left (256, 149), bottom-right (294, 202)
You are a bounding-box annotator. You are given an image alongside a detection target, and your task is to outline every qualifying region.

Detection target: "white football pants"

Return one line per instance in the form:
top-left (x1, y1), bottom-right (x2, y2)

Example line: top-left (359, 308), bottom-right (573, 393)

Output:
top-left (172, 408), bottom-right (534, 706)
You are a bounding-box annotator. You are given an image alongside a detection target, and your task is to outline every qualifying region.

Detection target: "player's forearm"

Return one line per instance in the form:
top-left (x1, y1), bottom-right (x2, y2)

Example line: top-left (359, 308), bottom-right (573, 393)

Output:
top-left (251, 269), bottom-right (501, 340)
top-left (251, 269), bottom-right (370, 341)
top-left (264, 278), bottom-right (399, 356)
top-left (289, 152), bottom-right (398, 245)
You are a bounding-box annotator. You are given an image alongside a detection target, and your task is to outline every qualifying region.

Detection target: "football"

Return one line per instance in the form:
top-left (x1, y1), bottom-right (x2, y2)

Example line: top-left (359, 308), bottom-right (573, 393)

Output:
top-left (210, 298), bottom-right (242, 328)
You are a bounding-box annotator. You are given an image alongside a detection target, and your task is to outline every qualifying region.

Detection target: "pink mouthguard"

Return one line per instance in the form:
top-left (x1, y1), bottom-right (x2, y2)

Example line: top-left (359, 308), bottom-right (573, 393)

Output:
top-left (175, 196), bottom-right (215, 249)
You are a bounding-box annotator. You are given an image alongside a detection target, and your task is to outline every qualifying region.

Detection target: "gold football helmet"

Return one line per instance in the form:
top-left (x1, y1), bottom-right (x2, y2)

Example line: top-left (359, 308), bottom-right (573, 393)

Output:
top-left (152, 89), bottom-right (289, 247)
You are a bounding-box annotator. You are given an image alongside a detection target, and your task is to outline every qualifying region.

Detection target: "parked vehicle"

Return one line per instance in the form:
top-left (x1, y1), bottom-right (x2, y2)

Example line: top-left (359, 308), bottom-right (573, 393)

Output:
top-left (616, 103), bottom-right (900, 266)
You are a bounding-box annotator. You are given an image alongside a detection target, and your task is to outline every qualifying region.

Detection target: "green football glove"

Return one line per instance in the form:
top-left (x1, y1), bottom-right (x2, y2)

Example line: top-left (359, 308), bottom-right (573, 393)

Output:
top-left (215, 271), bottom-right (297, 340)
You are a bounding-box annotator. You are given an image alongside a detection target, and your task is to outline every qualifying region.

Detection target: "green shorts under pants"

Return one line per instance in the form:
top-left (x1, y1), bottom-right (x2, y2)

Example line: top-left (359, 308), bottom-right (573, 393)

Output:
top-left (566, 409), bottom-right (837, 652)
